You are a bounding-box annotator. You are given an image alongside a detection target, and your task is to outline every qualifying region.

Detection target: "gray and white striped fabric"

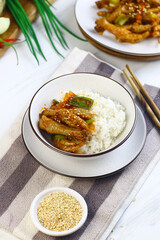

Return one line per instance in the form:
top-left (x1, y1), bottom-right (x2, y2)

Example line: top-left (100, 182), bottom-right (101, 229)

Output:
top-left (0, 48), bottom-right (160, 240)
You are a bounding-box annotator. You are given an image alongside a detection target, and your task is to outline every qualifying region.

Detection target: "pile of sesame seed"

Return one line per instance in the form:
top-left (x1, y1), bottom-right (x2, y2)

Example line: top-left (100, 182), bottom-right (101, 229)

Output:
top-left (37, 192), bottom-right (83, 232)
top-left (124, 1), bottom-right (152, 17)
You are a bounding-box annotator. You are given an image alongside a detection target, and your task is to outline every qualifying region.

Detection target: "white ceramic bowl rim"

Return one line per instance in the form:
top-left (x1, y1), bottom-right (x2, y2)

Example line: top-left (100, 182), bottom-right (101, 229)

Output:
top-left (29, 72), bottom-right (136, 158)
top-left (30, 187), bottom-right (88, 236)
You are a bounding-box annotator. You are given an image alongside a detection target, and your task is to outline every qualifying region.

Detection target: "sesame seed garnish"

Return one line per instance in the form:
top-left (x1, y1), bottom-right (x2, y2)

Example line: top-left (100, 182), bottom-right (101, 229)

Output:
top-left (37, 192), bottom-right (83, 232)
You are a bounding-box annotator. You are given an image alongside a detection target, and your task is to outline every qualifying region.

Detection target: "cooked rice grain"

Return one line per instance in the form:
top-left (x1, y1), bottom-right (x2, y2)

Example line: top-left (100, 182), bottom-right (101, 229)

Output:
top-left (76, 90), bottom-right (126, 154)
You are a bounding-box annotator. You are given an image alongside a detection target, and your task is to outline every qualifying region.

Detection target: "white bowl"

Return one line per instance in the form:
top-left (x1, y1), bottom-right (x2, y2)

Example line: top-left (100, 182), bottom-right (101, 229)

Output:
top-left (29, 73), bottom-right (136, 158)
top-left (30, 187), bottom-right (88, 236)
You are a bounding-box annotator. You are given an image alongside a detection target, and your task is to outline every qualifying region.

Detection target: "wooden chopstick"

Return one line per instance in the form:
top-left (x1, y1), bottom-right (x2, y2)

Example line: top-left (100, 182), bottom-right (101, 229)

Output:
top-left (123, 68), bottom-right (160, 129)
top-left (126, 64), bottom-right (160, 120)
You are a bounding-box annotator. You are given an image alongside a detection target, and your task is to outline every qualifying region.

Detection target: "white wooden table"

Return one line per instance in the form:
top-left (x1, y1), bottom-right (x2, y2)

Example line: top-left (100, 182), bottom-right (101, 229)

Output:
top-left (0, 0), bottom-right (160, 239)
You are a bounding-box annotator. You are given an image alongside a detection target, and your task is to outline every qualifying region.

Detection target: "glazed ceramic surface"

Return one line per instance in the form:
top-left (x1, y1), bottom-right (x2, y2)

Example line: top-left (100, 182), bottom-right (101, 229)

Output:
top-left (29, 73), bottom-right (136, 158)
top-left (23, 106), bottom-right (146, 177)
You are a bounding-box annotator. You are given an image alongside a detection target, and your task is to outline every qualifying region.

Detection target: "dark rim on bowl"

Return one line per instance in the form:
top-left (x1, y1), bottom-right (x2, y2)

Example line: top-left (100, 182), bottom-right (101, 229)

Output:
top-left (28, 72), bottom-right (136, 158)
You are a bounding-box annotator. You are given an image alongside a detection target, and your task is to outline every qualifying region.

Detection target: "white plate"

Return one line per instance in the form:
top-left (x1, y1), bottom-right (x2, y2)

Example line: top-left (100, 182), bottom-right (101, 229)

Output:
top-left (75, 0), bottom-right (160, 56)
top-left (22, 106), bottom-right (146, 178)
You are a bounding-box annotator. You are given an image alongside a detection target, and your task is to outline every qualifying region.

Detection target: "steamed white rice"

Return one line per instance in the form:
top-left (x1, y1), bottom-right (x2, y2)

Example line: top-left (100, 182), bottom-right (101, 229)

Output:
top-left (75, 90), bottom-right (126, 154)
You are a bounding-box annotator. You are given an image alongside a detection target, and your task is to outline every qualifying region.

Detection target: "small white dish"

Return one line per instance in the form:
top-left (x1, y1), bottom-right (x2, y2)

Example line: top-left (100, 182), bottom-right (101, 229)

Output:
top-left (29, 72), bottom-right (136, 158)
top-left (30, 187), bottom-right (88, 236)
top-left (22, 106), bottom-right (146, 178)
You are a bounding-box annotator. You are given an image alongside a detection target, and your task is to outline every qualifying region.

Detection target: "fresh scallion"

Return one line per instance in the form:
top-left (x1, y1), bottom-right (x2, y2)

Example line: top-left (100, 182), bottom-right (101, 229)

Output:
top-left (35, 0), bottom-right (87, 42)
top-left (6, 0), bottom-right (87, 63)
top-left (34, 0), bottom-right (66, 57)
top-left (6, 0), bottom-right (46, 64)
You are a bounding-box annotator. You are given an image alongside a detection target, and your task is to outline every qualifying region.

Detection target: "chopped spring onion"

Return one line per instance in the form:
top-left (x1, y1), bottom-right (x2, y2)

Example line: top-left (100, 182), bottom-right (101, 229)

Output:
top-left (109, 0), bottom-right (120, 7)
top-left (54, 134), bottom-right (67, 140)
top-left (114, 14), bottom-right (129, 26)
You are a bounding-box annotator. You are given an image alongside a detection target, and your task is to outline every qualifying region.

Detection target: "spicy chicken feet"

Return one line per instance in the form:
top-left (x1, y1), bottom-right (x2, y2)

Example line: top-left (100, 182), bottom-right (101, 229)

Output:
top-left (39, 115), bottom-right (87, 141)
top-left (95, 18), bottom-right (150, 43)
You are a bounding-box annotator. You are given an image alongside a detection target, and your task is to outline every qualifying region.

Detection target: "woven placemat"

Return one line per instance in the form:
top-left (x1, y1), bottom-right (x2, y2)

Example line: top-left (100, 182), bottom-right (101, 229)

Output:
top-left (0, 47), bottom-right (160, 240)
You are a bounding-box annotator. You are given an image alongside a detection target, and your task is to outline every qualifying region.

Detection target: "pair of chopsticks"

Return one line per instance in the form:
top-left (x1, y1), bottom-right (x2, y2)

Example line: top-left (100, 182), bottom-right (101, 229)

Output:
top-left (123, 65), bottom-right (160, 129)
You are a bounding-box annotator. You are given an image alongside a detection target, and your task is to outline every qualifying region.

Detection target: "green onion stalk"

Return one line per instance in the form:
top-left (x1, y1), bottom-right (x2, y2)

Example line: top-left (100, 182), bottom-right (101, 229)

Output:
top-left (6, 0), bottom-right (87, 64)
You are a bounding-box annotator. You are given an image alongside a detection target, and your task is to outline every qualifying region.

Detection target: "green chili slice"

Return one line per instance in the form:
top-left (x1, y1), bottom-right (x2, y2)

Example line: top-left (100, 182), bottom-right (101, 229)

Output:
top-left (86, 119), bottom-right (94, 124)
top-left (52, 99), bottom-right (59, 104)
top-left (70, 96), bottom-right (94, 109)
top-left (54, 134), bottom-right (67, 140)
top-left (106, 13), bottom-right (111, 19)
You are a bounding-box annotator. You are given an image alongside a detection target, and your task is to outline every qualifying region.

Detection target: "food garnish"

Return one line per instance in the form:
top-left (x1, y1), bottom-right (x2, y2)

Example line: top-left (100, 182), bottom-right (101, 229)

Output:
top-left (70, 96), bottom-right (94, 110)
top-left (95, 0), bottom-right (160, 43)
top-left (37, 192), bottom-right (83, 231)
top-left (54, 134), bottom-right (67, 140)
top-left (86, 118), bottom-right (94, 124)
top-left (52, 99), bottom-right (59, 105)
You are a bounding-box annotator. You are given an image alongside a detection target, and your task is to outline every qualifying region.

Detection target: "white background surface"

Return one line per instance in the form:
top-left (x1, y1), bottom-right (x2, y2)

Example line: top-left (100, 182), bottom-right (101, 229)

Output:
top-left (0, 0), bottom-right (160, 239)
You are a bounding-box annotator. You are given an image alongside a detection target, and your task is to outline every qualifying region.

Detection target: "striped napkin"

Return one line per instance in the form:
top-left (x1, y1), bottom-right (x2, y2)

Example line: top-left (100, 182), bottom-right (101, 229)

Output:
top-left (0, 48), bottom-right (160, 240)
